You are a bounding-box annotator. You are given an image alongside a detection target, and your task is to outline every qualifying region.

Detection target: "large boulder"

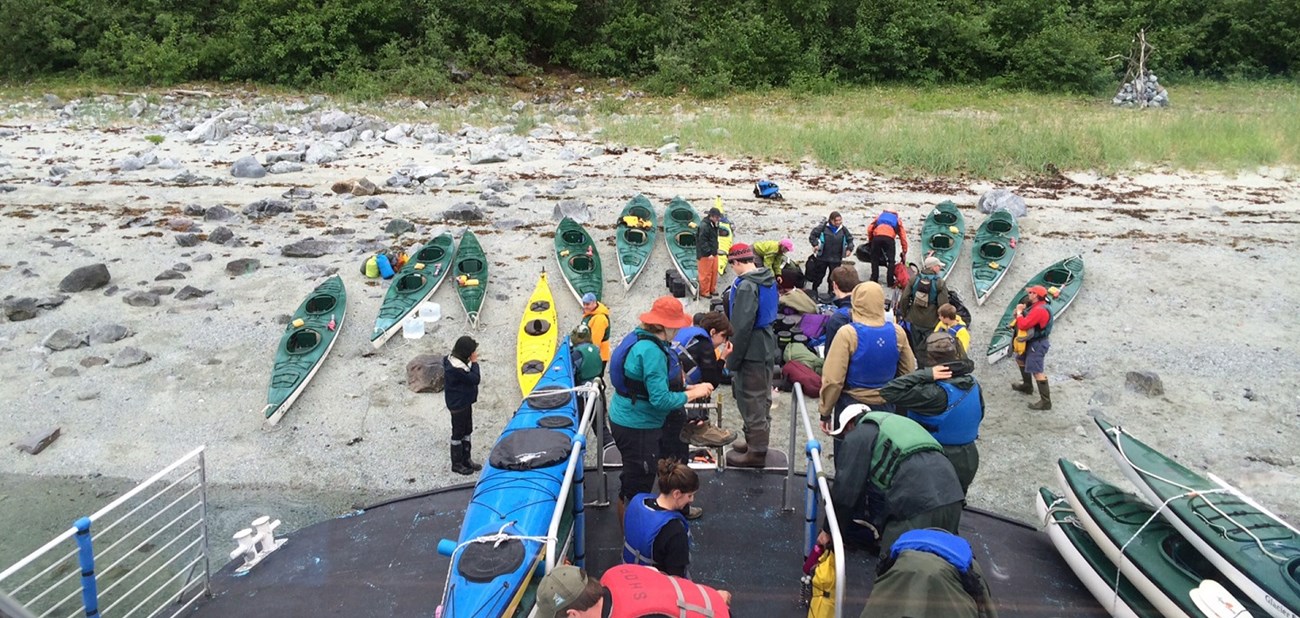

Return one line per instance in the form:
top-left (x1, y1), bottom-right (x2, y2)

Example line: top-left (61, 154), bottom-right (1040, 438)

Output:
top-left (281, 238), bottom-right (341, 258)
top-left (59, 264), bottom-right (111, 293)
top-left (42, 329), bottom-right (87, 351)
top-left (552, 199), bottom-right (592, 223)
top-left (230, 156), bottom-right (267, 179)
top-left (468, 146), bottom-right (508, 165)
top-left (2, 297), bottom-right (39, 321)
top-left (406, 354), bottom-right (446, 393)
top-left (977, 189), bottom-right (1027, 218)
top-left (442, 203), bottom-right (484, 222)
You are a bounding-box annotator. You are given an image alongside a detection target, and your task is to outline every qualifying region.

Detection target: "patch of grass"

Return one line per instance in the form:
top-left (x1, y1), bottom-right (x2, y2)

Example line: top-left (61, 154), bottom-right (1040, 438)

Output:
top-left (598, 82), bottom-right (1300, 178)
top-left (145, 134), bottom-right (165, 145)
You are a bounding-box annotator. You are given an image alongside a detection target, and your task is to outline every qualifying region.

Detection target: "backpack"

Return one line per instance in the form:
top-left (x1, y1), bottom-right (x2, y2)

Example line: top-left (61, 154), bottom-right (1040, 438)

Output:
top-left (912, 273), bottom-right (939, 309)
top-left (754, 179), bottom-right (783, 200)
top-left (947, 288), bottom-right (972, 326)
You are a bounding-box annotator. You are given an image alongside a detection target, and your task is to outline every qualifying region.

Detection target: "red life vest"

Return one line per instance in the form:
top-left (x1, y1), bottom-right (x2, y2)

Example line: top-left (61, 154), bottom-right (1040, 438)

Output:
top-left (601, 565), bottom-right (731, 618)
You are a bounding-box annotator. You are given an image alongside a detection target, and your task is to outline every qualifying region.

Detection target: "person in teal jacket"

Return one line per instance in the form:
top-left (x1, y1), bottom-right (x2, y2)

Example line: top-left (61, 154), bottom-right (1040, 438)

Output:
top-left (609, 296), bottom-right (715, 526)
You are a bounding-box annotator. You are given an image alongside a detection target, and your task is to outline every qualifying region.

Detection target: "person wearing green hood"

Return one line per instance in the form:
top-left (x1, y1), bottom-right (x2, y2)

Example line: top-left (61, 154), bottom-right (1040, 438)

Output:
top-left (881, 331), bottom-right (985, 494)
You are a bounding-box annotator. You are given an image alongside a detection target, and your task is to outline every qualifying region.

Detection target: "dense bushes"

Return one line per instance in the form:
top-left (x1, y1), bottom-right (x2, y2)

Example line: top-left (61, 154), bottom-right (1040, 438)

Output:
top-left (1, 0), bottom-right (1296, 95)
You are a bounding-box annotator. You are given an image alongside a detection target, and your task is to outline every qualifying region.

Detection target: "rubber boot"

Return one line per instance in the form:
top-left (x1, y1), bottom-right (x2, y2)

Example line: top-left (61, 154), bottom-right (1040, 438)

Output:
top-left (1028, 379), bottom-right (1052, 410)
top-left (463, 439), bottom-right (483, 471)
top-left (451, 442), bottom-right (474, 475)
top-left (726, 429), bottom-right (769, 468)
top-left (1011, 369), bottom-right (1034, 394)
top-left (731, 435), bottom-right (749, 454)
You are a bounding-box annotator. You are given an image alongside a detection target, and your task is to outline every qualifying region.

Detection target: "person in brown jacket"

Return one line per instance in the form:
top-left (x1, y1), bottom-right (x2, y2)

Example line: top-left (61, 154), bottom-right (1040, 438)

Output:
top-left (819, 282), bottom-right (916, 434)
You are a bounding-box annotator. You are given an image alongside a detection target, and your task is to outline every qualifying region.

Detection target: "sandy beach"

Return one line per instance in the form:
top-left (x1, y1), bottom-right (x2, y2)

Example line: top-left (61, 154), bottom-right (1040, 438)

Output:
top-left (2, 90), bottom-right (1298, 568)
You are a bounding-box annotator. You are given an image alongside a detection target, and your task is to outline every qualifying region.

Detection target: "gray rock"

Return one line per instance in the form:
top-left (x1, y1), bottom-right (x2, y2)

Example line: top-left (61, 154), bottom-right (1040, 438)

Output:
top-left (977, 189), bottom-right (1028, 218)
top-left (102, 285), bottom-right (118, 296)
top-left (186, 117), bottom-right (229, 143)
top-left (111, 346), bottom-right (151, 368)
top-left (468, 146), bottom-right (508, 164)
top-left (36, 295), bottom-right (69, 309)
top-left (658, 143), bottom-right (680, 156)
top-left (167, 170), bottom-right (204, 185)
top-left (76, 388), bottom-right (100, 401)
top-left (80, 356), bottom-right (109, 367)
top-left (493, 218), bottom-right (527, 231)
top-left (208, 227), bottom-right (235, 244)
top-left (334, 129), bottom-right (357, 147)
top-left (552, 199), bottom-right (592, 223)
top-left (193, 253), bottom-right (213, 262)
top-left (157, 157), bottom-right (182, 169)
top-left (1125, 371), bottom-right (1164, 397)
top-left (384, 219), bottom-right (415, 236)
top-left (265, 150), bottom-right (305, 163)
top-left (243, 198), bottom-right (294, 218)
top-left (385, 174), bottom-right (414, 188)
top-left (183, 203), bottom-right (207, 217)
top-left (59, 264), bottom-right (112, 293)
top-left (282, 187), bottom-right (315, 200)
top-left (1088, 390), bottom-right (1116, 406)
top-left (88, 324), bottom-right (132, 344)
top-left (127, 98), bottom-right (148, 118)
top-left (51, 366), bottom-right (79, 377)
top-left (363, 197), bottom-right (388, 211)
top-left (123, 291), bottom-right (161, 307)
top-left (0, 185), bottom-right (16, 193)
top-left (43, 94), bottom-right (65, 109)
top-left (119, 156), bottom-right (147, 171)
top-left (316, 110), bottom-right (354, 133)
top-left (155, 269), bottom-right (186, 281)
top-left (50, 165), bottom-right (73, 177)
top-left (382, 124), bottom-right (411, 143)
top-left (304, 142), bottom-right (340, 164)
top-left (411, 166), bottom-right (445, 181)
top-left (230, 156), bottom-right (267, 179)
top-left (281, 238), bottom-right (341, 258)
top-left (175, 233), bottom-right (200, 247)
top-left (442, 203), bottom-right (484, 222)
top-left (331, 178), bottom-right (378, 196)
top-left (172, 262), bottom-right (192, 273)
top-left (42, 329), bottom-right (87, 351)
top-left (17, 427), bottom-right (61, 455)
top-left (406, 354), bottom-right (446, 393)
top-left (226, 258), bottom-right (261, 276)
top-left (429, 143), bottom-right (456, 156)
top-left (149, 285), bottom-right (175, 296)
top-left (175, 286), bottom-right (210, 301)
top-left (268, 161), bottom-right (304, 174)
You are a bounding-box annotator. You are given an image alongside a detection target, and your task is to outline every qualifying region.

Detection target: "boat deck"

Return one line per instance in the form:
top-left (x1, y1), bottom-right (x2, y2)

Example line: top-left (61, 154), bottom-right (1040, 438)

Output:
top-left (189, 469), bottom-right (1105, 617)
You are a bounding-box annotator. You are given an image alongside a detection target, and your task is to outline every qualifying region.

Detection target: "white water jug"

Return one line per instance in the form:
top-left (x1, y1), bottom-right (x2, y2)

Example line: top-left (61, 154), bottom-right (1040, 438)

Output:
top-left (402, 316), bottom-right (425, 339)
top-left (418, 302), bottom-right (441, 323)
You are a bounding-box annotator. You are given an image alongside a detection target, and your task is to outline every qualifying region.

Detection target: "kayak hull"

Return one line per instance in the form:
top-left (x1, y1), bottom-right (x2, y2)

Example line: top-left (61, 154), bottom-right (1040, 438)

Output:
top-left (264, 275), bottom-right (347, 427)
top-left (453, 231), bottom-right (489, 329)
top-left (986, 254), bottom-right (1084, 364)
top-left (617, 195), bottom-right (658, 290)
top-left (970, 210), bottom-right (1019, 306)
top-left (920, 200), bottom-right (966, 280)
top-left (555, 218), bottom-right (603, 303)
top-left (664, 197), bottom-right (701, 298)
top-left (370, 234), bottom-right (455, 348)
top-left (517, 271), bottom-right (559, 396)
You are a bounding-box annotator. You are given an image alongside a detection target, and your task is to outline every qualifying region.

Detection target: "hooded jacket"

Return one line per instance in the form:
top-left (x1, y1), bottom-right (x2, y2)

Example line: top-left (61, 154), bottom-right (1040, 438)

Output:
top-left (751, 239), bottom-right (792, 274)
top-left (809, 220), bottom-right (854, 263)
top-left (443, 355), bottom-right (481, 411)
top-left (725, 266), bottom-right (778, 372)
top-left (581, 301), bottom-right (613, 361)
top-left (819, 282), bottom-right (916, 417)
top-left (696, 218), bottom-right (721, 259)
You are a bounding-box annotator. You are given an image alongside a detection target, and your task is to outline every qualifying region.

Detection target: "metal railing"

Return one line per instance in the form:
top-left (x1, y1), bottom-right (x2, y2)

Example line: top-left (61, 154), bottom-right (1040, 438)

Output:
top-left (544, 382), bottom-right (601, 573)
top-left (789, 383), bottom-right (846, 618)
top-left (0, 447), bottom-right (211, 618)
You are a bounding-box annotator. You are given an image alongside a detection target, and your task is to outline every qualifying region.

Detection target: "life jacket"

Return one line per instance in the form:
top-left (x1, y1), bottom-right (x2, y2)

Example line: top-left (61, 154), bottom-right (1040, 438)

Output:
top-left (601, 565), bottom-right (731, 618)
top-left (861, 412), bottom-right (944, 490)
top-left (572, 343), bottom-right (604, 382)
top-left (906, 381), bottom-right (982, 446)
top-left (845, 322), bottom-right (899, 389)
top-left (622, 493), bottom-right (690, 569)
top-left (911, 273), bottom-right (940, 309)
top-left (672, 326), bottom-right (711, 385)
top-left (887, 528), bottom-right (973, 574)
top-left (1026, 300), bottom-right (1054, 342)
top-left (816, 225), bottom-right (850, 260)
top-left (754, 179), bottom-right (781, 199)
top-left (872, 211), bottom-right (901, 239)
top-left (727, 276), bottom-right (778, 329)
top-left (610, 332), bottom-right (684, 402)
top-left (581, 306), bottom-right (612, 358)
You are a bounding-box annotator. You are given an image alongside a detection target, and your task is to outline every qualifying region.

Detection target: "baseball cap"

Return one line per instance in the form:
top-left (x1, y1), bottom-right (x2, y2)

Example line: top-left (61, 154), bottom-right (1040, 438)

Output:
top-left (828, 404), bottom-right (871, 436)
top-left (537, 566), bottom-right (589, 615)
top-left (1026, 285), bottom-right (1048, 298)
top-left (923, 256), bottom-right (944, 270)
top-left (581, 292), bottom-right (598, 304)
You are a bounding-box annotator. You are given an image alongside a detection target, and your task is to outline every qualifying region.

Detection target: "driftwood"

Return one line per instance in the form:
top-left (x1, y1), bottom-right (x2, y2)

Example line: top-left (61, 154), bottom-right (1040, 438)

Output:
top-left (1115, 29), bottom-right (1157, 108)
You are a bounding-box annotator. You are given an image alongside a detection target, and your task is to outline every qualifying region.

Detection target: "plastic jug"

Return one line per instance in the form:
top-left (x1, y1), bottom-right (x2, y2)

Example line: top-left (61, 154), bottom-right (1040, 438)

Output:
top-left (418, 302), bottom-right (441, 323)
top-left (401, 316), bottom-right (425, 339)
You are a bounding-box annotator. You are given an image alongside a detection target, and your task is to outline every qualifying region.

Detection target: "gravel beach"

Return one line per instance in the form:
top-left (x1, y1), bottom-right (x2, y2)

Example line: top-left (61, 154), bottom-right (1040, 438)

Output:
top-left (2, 91), bottom-right (1298, 569)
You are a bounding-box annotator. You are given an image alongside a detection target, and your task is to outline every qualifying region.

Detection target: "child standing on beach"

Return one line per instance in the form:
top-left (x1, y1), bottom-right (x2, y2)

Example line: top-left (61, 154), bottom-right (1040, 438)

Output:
top-left (444, 336), bottom-right (482, 475)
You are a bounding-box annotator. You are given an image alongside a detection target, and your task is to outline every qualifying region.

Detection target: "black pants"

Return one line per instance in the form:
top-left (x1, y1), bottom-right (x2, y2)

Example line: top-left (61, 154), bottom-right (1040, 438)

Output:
top-left (869, 236), bottom-right (897, 286)
top-left (611, 421), bottom-right (662, 500)
top-left (806, 258), bottom-right (839, 295)
top-left (658, 409), bottom-right (689, 465)
top-left (449, 407), bottom-right (473, 442)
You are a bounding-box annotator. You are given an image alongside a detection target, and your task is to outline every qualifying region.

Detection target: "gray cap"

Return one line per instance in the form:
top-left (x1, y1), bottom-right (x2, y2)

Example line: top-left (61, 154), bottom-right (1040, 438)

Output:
top-left (537, 566), bottom-right (589, 615)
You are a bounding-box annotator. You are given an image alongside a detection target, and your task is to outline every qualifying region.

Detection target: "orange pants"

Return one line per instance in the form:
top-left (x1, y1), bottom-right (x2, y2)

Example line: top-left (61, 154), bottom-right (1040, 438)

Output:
top-left (697, 256), bottom-right (718, 296)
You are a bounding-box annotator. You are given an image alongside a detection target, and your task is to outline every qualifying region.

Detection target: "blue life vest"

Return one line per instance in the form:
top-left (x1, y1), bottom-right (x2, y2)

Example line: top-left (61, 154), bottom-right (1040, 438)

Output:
top-left (672, 326), bottom-right (710, 385)
top-left (946, 323), bottom-right (967, 338)
top-left (610, 332), bottom-right (684, 402)
top-left (728, 277), bottom-right (778, 329)
top-left (889, 528), bottom-right (973, 574)
top-left (836, 306), bottom-right (851, 318)
top-left (845, 322), bottom-right (898, 389)
top-left (623, 492), bottom-right (689, 567)
top-left (874, 211), bottom-right (900, 232)
top-left (907, 381), bottom-right (983, 446)
top-left (755, 179), bottom-right (781, 198)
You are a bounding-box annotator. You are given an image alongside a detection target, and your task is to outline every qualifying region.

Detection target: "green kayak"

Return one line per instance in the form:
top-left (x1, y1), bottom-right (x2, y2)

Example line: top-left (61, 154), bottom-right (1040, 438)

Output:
top-left (453, 231), bottom-right (488, 329)
top-left (970, 210), bottom-right (1020, 306)
top-left (370, 234), bottom-right (456, 348)
top-left (616, 195), bottom-right (657, 290)
top-left (663, 197), bottom-right (700, 298)
top-left (1055, 458), bottom-right (1263, 618)
top-left (986, 254), bottom-right (1084, 364)
top-left (1036, 486), bottom-right (1161, 618)
top-left (264, 275), bottom-right (346, 427)
top-left (919, 200), bottom-right (965, 280)
top-left (555, 217), bottom-right (603, 303)
top-left (1096, 417), bottom-right (1300, 618)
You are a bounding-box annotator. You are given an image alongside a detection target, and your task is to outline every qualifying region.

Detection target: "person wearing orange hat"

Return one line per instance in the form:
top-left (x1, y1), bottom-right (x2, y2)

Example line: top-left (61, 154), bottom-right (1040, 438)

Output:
top-left (722, 243), bottom-right (780, 467)
top-left (1011, 285), bottom-right (1054, 410)
top-left (608, 296), bottom-right (716, 522)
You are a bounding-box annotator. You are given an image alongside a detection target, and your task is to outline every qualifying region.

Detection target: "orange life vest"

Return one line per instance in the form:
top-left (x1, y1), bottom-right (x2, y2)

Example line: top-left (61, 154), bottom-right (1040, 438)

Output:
top-left (601, 565), bottom-right (731, 618)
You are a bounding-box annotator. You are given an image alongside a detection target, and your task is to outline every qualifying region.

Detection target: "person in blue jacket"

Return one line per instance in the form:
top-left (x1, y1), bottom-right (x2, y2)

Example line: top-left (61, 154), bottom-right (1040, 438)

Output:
top-left (722, 244), bottom-right (779, 468)
top-left (443, 336), bottom-right (482, 476)
top-left (609, 296), bottom-right (715, 525)
top-left (623, 459), bottom-right (699, 578)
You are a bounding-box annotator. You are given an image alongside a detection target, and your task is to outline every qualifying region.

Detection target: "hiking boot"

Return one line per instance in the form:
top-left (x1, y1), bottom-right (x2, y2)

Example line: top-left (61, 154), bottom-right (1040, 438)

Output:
top-left (680, 423), bottom-right (737, 448)
top-left (1028, 379), bottom-right (1052, 410)
top-left (1012, 369), bottom-right (1034, 394)
top-left (725, 429), bottom-right (769, 468)
top-left (684, 506), bottom-right (703, 520)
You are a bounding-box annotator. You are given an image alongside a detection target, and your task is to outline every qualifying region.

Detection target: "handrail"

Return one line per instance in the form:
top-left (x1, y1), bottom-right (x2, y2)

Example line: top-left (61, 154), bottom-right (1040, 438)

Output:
top-left (544, 382), bottom-right (600, 573)
top-left (791, 383), bottom-right (846, 618)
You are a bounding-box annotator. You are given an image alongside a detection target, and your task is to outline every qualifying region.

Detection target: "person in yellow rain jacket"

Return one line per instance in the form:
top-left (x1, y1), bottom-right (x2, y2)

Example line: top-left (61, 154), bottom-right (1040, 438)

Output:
top-left (752, 238), bottom-right (795, 275)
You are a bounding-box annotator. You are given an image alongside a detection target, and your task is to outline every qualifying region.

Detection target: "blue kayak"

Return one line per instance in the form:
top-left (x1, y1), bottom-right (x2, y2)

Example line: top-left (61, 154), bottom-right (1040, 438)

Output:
top-left (440, 339), bottom-right (583, 618)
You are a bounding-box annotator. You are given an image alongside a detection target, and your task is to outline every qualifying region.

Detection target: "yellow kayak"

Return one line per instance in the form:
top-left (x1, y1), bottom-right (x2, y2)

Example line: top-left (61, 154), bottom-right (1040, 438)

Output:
top-left (714, 197), bottom-right (733, 275)
top-left (516, 271), bottom-right (559, 396)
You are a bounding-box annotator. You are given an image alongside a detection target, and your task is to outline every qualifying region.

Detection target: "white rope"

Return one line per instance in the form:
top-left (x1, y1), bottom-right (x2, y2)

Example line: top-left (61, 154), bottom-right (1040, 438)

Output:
top-left (1108, 425), bottom-right (1288, 562)
top-left (524, 384), bottom-right (600, 399)
top-left (435, 521), bottom-right (556, 614)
